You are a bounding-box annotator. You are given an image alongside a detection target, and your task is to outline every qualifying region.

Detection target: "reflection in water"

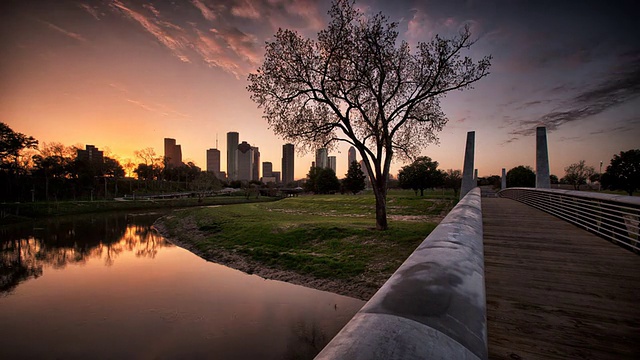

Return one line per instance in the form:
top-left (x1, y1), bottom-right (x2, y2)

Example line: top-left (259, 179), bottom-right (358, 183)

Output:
top-left (0, 213), bottom-right (170, 295)
top-left (0, 212), bottom-right (364, 359)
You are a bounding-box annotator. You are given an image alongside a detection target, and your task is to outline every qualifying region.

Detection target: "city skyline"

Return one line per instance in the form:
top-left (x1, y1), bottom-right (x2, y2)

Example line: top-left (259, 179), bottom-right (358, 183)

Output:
top-left (2, 0), bottom-right (638, 179)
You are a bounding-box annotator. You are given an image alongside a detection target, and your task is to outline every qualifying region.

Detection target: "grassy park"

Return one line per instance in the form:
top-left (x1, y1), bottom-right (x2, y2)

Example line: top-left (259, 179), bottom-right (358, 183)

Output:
top-left (157, 189), bottom-right (457, 298)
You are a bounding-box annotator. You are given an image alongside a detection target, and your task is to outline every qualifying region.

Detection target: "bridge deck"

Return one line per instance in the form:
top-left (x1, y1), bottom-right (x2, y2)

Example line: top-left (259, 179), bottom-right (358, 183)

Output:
top-left (482, 197), bottom-right (640, 360)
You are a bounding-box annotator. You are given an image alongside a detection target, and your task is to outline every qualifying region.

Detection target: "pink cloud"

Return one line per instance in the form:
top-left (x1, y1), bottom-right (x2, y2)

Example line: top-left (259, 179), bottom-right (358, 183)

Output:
top-left (43, 21), bottom-right (87, 42)
top-left (191, 0), bottom-right (216, 21)
top-left (111, 0), bottom-right (191, 63)
top-left (231, 1), bottom-right (260, 19)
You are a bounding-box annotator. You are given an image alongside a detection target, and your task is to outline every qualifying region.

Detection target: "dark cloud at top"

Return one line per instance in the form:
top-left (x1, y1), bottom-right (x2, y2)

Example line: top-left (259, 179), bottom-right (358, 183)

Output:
top-left (508, 53), bottom-right (640, 137)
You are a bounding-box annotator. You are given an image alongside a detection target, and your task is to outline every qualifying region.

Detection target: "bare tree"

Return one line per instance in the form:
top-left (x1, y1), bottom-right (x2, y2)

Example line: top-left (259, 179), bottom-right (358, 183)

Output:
top-left (247, 0), bottom-right (491, 229)
top-left (564, 160), bottom-right (595, 190)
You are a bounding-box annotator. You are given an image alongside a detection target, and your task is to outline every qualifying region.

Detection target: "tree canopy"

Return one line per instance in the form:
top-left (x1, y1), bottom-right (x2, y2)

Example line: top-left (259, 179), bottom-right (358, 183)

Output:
top-left (0, 122), bottom-right (38, 170)
top-left (398, 156), bottom-right (444, 196)
top-left (247, 0), bottom-right (490, 229)
top-left (506, 166), bottom-right (535, 188)
top-left (601, 149), bottom-right (640, 195)
top-left (342, 160), bottom-right (366, 194)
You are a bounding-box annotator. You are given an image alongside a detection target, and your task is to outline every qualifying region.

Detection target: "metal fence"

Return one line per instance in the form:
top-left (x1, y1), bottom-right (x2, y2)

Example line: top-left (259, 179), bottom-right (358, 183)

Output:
top-left (499, 188), bottom-right (640, 252)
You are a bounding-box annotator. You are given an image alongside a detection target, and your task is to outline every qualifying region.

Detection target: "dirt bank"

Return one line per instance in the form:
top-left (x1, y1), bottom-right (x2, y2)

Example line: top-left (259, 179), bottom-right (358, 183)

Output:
top-left (153, 219), bottom-right (381, 301)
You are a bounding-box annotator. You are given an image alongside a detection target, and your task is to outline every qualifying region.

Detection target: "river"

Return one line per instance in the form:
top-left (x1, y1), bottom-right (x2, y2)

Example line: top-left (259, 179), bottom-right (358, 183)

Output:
top-left (0, 211), bottom-right (364, 359)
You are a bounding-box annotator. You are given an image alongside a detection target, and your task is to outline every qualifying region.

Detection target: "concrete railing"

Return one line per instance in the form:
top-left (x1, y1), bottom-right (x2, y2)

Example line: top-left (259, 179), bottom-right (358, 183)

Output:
top-left (499, 188), bottom-right (640, 252)
top-left (315, 188), bottom-right (487, 360)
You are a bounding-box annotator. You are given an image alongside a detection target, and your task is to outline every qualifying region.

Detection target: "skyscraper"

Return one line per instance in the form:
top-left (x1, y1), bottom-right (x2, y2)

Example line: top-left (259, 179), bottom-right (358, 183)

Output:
top-left (282, 143), bottom-right (294, 184)
top-left (348, 146), bottom-right (356, 166)
top-left (328, 156), bottom-right (337, 173)
top-left (206, 148), bottom-right (221, 178)
top-left (227, 132), bottom-right (239, 180)
top-left (237, 141), bottom-right (253, 181)
top-left (164, 138), bottom-right (182, 167)
top-left (252, 146), bottom-right (260, 181)
top-left (315, 148), bottom-right (328, 169)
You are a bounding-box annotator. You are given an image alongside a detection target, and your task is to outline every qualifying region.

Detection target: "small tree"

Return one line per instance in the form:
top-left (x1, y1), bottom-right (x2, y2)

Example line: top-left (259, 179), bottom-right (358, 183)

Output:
top-left (247, 0), bottom-right (490, 229)
top-left (342, 160), bottom-right (366, 194)
top-left (506, 166), bottom-right (535, 188)
top-left (443, 169), bottom-right (462, 197)
top-left (601, 149), bottom-right (640, 196)
top-left (305, 167), bottom-right (340, 194)
top-left (564, 160), bottom-right (595, 190)
top-left (398, 156), bottom-right (444, 196)
top-left (191, 171), bottom-right (222, 201)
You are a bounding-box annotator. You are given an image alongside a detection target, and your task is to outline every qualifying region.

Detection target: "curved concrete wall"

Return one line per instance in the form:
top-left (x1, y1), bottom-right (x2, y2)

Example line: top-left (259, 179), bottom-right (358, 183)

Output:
top-left (315, 188), bottom-right (486, 360)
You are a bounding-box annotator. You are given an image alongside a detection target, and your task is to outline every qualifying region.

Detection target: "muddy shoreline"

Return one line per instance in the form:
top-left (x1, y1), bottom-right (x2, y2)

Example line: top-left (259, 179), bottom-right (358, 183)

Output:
top-left (153, 219), bottom-right (380, 301)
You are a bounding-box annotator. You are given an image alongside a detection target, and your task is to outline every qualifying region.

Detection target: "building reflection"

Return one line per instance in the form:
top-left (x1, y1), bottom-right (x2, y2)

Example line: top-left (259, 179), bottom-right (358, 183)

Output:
top-left (0, 213), bottom-right (170, 294)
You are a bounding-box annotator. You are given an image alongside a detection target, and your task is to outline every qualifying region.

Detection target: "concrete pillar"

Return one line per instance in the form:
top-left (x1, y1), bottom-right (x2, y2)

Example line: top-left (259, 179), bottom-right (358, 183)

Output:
top-left (501, 168), bottom-right (506, 189)
top-left (536, 126), bottom-right (550, 188)
top-left (460, 131), bottom-right (475, 199)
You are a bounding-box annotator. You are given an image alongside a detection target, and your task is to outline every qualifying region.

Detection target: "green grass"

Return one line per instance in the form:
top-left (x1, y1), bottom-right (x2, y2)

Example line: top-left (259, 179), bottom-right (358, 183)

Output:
top-left (0, 195), bottom-right (278, 225)
top-left (160, 189), bottom-right (456, 282)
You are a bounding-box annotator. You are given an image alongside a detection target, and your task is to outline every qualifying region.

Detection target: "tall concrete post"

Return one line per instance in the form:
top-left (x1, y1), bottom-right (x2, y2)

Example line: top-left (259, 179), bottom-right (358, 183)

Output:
top-left (536, 127), bottom-right (550, 188)
top-left (501, 168), bottom-right (506, 189)
top-left (460, 131), bottom-right (475, 199)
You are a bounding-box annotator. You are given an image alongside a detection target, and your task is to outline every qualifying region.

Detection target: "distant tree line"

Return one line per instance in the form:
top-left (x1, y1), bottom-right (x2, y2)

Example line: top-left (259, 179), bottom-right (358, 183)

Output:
top-left (0, 122), bottom-right (227, 202)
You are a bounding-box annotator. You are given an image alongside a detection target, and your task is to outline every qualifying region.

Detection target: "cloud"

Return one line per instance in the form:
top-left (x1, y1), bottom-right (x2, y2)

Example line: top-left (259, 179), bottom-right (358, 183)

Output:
top-left (78, 3), bottom-right (101, 20)
top-left (191, 0), bottom-right (216, 21)
top-left (509, 55), bottom-right (640, 137)
top-left (43, 21), bottom-right (87, 42)
top-left (110, 0), bottom-right (191, 63)
top-left (231, 0), bottom-right (260, 19)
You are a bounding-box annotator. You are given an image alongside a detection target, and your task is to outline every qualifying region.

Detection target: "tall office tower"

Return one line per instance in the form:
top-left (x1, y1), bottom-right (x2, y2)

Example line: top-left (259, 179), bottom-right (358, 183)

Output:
top-left (359, 160), bottom-right (370, 186)
top-left (206, 148), bottom-right (221, 178)
top-left (237, 141), bottom-right (253, 181)
top-left (282, 143), bottom-right (295, 184)
top-left (328, 156), bottom-right (337, 173)
top-left (164, 138), bottom-right (182, 167)
top-left (77, 145), bottom-right (104, 165)
top-left (315, 148), bottom-right (328, 169)
top-left (252, 146), bottom-right (260, 181)
top-left (348, 146), bottom-right (357, 166)
top-left (227, 132), bottom-right (239, 180)
top-left (262, 162), bottom-right (273, 177)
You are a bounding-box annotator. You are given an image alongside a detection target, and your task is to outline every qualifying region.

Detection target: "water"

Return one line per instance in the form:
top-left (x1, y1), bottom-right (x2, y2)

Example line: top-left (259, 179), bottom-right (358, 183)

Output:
top-left (0, 211), bottom-right (364, 359)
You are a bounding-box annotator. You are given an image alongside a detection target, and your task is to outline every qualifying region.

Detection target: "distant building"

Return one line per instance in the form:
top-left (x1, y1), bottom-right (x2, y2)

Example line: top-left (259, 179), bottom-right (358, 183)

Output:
top-left (164, 138), bottom-right (182, 167)
top-left (237, 141), bottom-right (253, 181)
top-left (206, 148), bottom-right (222, 178)
top-left (272, 171), bottom-right (281, 184)
top-left (282, 143), bottom-right (294, 184)
top-left (227, 132), bottom-right (239, 180)
top-left (328, 156), bottom-right (337, 174)
top-left (348, 146), bottom-right (357, 166)
top-left (359, 160), bottom-right (371, 186)
top-left (263, 162), bottom-right (273, 178)
top-left (315, 148), bottom-right (328, 169)
top-left (252, 146), bottom-right (260, 181)
top-left (77, 145), bottom-right (103, 165)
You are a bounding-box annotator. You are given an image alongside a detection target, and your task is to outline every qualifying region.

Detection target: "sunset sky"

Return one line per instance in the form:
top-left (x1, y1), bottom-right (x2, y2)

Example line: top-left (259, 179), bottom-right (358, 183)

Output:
top-left (1, 0), bottom-right (638, 180)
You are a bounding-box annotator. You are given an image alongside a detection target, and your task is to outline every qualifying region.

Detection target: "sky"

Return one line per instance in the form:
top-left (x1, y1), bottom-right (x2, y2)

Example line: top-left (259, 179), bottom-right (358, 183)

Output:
top-left (1, 0), bottom-right (639, 180)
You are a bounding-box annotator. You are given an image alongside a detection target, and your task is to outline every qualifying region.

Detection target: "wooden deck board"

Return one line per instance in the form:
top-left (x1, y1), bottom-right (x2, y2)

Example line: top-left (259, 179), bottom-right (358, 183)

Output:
top-left (482, 197), bottom-right (640, 360)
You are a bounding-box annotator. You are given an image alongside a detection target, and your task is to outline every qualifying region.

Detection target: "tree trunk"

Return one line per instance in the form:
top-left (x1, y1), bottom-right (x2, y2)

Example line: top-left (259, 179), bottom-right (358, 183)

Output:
top-left (374, 190), bottom-right (388, 230)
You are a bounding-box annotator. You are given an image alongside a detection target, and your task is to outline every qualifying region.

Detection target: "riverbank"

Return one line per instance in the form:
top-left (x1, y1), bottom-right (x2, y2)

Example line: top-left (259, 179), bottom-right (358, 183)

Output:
top-left (154, 190), bottom-right (456, 300)
top-left (0, 195), bottom-right (279, 225)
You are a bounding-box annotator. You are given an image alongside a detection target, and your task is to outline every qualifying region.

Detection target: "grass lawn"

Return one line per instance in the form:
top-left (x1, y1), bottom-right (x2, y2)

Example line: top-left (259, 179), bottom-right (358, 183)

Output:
top-left (159, 189), bottom-right (457, 288)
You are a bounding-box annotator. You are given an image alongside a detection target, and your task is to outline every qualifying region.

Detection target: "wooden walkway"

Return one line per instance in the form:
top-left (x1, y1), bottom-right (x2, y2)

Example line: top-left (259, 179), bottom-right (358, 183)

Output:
top-left (483, 197), bottom-right (640, 360)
